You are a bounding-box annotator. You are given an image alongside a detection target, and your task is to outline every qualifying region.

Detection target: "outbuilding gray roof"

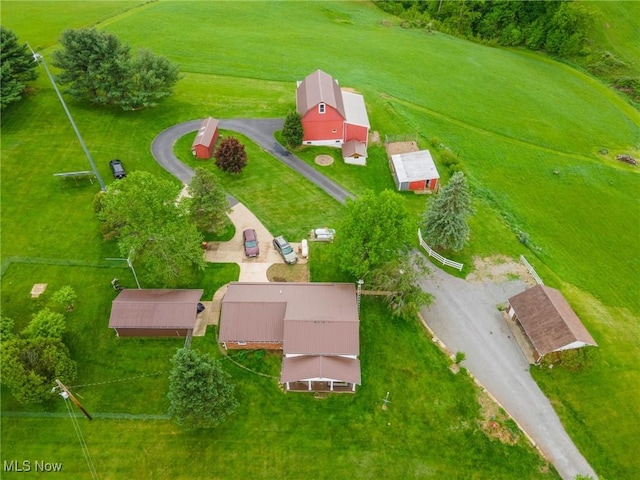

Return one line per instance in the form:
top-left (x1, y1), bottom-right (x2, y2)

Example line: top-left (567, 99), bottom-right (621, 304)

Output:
top-left (508, 285), bottom-right (597, 356)
top-left (391, 150), bottom-right (439, 183)
top-left (296, 69), bottom-right (346, 119)
top-left (109, 289), bottom-right (203, 329)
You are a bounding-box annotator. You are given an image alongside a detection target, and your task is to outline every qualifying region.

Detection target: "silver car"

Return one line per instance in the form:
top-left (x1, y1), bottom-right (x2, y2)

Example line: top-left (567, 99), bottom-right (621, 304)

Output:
top-left (273, 236), bottom-right (298, 264)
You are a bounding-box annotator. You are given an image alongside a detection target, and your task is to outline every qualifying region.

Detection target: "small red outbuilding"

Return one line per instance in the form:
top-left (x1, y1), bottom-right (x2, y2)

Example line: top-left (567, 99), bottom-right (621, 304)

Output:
top-left (191, 117), bottom-right (219, 159)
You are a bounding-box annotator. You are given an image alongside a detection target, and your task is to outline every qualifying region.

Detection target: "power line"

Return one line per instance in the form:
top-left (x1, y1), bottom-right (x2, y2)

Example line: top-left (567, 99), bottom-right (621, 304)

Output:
top-left (68, 371), bottom-right (167, 390)
top-left (63, 397), bottom-right (99, 479)
top-left (27, 44), bottom-right (106, 191)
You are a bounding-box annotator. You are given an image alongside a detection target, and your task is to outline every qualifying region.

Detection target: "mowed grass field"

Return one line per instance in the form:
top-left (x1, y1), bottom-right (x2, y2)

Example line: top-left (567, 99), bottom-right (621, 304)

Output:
top-left (1, 2), bottom-right (638, 479)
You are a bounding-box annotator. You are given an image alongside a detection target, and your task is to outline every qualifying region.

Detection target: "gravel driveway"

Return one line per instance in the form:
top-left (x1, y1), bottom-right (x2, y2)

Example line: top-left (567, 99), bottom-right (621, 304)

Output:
top-left (419, 262), bottom-right (597, 480)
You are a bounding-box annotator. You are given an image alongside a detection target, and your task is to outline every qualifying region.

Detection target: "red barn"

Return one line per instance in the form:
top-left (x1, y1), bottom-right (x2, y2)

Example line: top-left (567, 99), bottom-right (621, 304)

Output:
top-left (191, 117), bottom-right (219, 159)
top-left (296, 70), bottom-right (370, 165)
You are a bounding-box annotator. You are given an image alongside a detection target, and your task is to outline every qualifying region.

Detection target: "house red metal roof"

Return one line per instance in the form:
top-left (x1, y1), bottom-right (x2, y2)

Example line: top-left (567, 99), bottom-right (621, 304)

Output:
top-left (218, 282), bottom-right (359, 354)
top-left (108, 289), bottom-right (203, 329)
top-left (508, 285), bottom-right (597, 357)
top-left (296, 69), bottom-right (346, 119)
top-left (281, 355), bottom-right (361, 384)
top-left (218, 302), bottom-right (285, 342)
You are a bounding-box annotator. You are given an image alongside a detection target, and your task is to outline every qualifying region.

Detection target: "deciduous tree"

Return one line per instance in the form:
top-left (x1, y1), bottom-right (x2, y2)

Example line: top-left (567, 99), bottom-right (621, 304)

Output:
top-left (214, 137), bottom-right (247, 173)
top-left (422, 171), bottom-right (473, 251)
top-left (0, 315), bottom-right (16, 343)
top-left (336, 189), bottom-right (414, 280)
top-left (168, 348), bottom-right (238, 430)
top-left (51, 285), bottom-right (77, 311)
top-left (1, 337), bottom-right (77, 404)
top-left (0, 27), bottom-right (38, 110)
top-left (187, 167), bottom-right (230, 234)
top-left (22, 308), bottom-right (66, 339)
top-left (370, 256), bottom-right (432, 318)
top-left (95, 171), bottom-right (205, 287)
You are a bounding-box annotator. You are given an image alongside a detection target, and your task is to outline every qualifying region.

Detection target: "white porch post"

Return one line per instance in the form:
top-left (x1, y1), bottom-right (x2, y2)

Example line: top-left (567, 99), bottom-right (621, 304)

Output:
top-left (286, 382), bottom-right (290, 390)
top-left (330, 381), bottom-right (334, 391)
top-left (351, 383), bottom-right (356, 392)
top-left (308, 380), bottom-right (311, 390)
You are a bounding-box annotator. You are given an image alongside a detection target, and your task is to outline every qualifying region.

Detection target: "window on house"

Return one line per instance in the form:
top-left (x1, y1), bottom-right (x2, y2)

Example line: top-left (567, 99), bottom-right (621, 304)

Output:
top-left (318, 103), bottom-right (326, 114)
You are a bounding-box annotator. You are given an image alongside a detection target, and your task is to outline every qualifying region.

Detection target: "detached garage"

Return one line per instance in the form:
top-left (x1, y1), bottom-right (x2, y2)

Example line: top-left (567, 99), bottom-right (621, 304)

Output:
top-left (507, 285), bottom-right (597, 363)
top-left (191, 117), bottom-right (219, 159)
top-left (109, 289), bottom-right (204, 337)
top-left (390, 150), bottom-right (439, 192)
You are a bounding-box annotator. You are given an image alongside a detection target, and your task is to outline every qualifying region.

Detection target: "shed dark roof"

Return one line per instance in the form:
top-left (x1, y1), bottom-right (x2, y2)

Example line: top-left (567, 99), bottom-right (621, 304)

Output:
top-left (109, 289), bottom-right (203, 329)
top-left (508, 285), bottom-right (597, 356)
top-left (296, 70), bottom-right (345, 119)
top-left (218, 282), bottom-right (359, 355)
top-left (191, 117), bottom-right (219, 148)
top-left (281, 355), bottom-right (361, 384)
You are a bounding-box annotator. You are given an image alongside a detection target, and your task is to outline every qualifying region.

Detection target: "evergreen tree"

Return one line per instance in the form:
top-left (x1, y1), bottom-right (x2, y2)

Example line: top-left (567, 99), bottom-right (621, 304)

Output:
top-left (282, 110), bottom-right (303, 147)
top-left (0, 27), bottom-right (38, 110)
top-left (214, 137), bottom-right (247, 173)
top-left (168, 348), bottom-right (238, 430)
top-left (187, 168), bottom-right (231, 234)
top-left (422, 171), bottom-right (473, 251)
top-left (51, 28), bottom-right (179, 110)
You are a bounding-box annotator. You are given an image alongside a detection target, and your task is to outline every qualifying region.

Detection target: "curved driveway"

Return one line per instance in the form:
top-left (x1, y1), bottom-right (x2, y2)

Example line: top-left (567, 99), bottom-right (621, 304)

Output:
top-left (150, 120), bottom-right (597, 480)
top-left (150, 119), bottom-right (354, 204)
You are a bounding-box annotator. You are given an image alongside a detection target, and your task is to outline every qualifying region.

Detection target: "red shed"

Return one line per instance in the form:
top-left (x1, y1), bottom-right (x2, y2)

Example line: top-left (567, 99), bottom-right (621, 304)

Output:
top-left (191, 117), bottom-right (219, 159)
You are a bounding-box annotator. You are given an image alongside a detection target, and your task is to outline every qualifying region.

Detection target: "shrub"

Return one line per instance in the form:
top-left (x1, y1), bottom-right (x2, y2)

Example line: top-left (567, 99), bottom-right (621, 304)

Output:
top-left (214, 137), bottom-right (247, 173)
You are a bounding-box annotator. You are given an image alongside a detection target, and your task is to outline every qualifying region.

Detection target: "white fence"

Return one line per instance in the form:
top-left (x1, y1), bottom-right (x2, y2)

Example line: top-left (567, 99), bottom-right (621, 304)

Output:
top-left (417, 229), bottom-right (464, 271)
top-left (520, 255), bottom-right (544, 285)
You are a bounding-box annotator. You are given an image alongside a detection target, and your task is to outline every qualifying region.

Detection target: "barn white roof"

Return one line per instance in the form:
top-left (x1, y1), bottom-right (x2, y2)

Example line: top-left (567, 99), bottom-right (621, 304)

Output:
top-left (342, 91), bottom-right (370, 128)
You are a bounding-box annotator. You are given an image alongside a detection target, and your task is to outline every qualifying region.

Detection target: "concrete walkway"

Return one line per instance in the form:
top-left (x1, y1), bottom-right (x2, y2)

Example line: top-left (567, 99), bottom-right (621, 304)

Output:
top-left (192, 202), bottom-right (307, 337)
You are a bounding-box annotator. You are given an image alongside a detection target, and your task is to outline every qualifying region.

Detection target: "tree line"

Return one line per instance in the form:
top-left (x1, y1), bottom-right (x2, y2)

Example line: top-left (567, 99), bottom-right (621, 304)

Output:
top-left (374, 0), bottom-right (638, 103)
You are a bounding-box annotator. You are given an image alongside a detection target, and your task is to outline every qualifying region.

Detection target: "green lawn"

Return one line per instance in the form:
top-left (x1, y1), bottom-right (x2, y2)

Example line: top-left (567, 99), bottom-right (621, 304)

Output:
top-left (1, 2), bottom-right (639, 479)
top-left (1, 274), bottom-right (557, 479)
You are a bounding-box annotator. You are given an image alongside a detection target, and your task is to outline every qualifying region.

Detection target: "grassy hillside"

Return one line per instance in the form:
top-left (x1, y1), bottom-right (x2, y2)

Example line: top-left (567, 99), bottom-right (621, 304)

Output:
top-left (1, 2), bottom-right (638, 479)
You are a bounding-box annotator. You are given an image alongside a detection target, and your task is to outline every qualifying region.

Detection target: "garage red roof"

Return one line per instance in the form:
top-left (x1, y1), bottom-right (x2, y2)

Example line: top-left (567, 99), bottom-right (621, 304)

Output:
top-left (109, 289), bottom-right (203, 330)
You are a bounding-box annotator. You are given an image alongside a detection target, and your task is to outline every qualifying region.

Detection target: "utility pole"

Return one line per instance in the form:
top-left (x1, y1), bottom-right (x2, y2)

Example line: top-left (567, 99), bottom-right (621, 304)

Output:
top-left (29, 45), bottom-right (106, 191)
top-left (55, 379), bottom-right (93, 421)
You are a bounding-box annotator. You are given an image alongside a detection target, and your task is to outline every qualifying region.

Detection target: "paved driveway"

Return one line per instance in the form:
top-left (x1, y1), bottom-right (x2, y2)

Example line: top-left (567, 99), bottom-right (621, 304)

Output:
top-left (419, 263), bottom-right (597, 480)
top-left (150, 119), bottom-right (353, 204)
